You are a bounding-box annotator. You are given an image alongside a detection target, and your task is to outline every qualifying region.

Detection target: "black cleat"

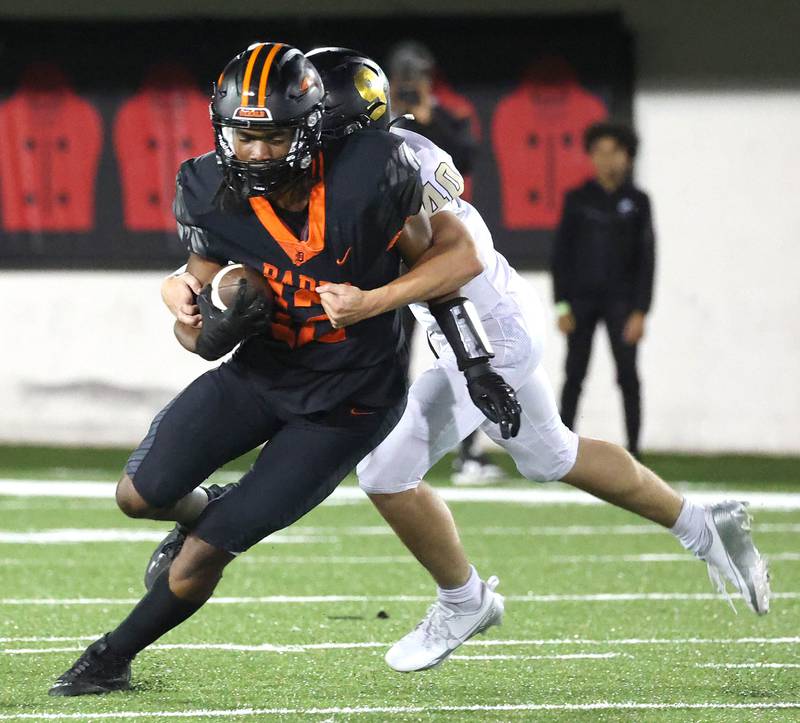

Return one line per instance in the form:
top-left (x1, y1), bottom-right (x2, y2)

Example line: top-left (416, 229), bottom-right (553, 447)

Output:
top-left (144, 523), bottom-right (188, 590)
top-left (49, 635), bottom-right (132, 696)
top-left (143, 484), bottom-right (232, 590)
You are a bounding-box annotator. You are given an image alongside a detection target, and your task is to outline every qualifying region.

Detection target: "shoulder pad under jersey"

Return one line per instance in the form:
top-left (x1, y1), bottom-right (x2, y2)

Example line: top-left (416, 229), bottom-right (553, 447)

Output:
top-left (331, 130), bottom-right (423, 243)
top-left (173, 153), bottom-right (227, 262)
top-left (391, 126), bottom-right (465, 215)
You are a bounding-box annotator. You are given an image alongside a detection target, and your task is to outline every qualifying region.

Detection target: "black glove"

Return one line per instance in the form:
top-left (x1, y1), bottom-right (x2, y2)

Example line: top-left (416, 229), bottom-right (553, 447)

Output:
top-left (195, 280), bottom-right (271, 361)
top-left (464, 362), bottom-right (522, 439)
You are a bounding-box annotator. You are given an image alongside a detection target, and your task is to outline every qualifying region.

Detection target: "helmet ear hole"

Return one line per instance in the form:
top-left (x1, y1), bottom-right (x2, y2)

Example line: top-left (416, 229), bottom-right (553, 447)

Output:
top-left (306, 47), bottom-right (391, 138)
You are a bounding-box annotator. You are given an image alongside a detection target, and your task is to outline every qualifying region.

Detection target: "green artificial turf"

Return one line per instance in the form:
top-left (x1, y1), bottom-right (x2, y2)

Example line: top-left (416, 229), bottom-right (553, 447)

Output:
top-left (0, 447), bottom-right (798, 721)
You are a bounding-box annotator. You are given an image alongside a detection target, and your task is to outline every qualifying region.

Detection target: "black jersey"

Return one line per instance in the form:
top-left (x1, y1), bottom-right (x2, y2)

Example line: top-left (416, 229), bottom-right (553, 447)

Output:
top-left (173, 130), bottom-right (423, 414)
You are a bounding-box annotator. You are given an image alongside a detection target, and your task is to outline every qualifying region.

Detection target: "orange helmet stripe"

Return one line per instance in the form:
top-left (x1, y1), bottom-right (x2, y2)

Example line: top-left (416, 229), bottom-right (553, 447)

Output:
top-left (257, 43), bottom-right (283, 108)
top-left (241, 43), bottom-right (265, 107)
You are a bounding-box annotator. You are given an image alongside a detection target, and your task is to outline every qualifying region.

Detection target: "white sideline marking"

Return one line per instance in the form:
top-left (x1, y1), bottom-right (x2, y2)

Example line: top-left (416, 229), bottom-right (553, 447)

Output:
top-left (0, 593), bottom-right (774, 606)
top-left (1, 522), bottom-right (798, 544)
top-left (3, 479), bottom-right (800, 510)
top-left (238, 555), bottom-right (414, 565)
top-left (3, 635), bottom-right (797, 652)
top-left (3, 526), bottom-right (796, 546)
top-left (1, 592), bottom-right (798, 605)
top-left (0, 529), bottom-right (336, 544)
top-left (0, 646), bottom-right (625, 660)
top-left (0, 635), bottom-right (101, 643)
top-left (553, 552), bottom-right (800, 563)
top-left (0, 702), bottom-right (799, 719)
top-left (450, 652), bottom-right (622, 661)
top-left (697, 663), bottom-right (800, 669)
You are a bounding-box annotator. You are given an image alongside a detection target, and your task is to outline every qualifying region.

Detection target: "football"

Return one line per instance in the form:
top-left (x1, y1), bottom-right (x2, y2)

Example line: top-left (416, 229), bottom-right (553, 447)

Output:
top-left (210, 263), bottom-right (273, 311)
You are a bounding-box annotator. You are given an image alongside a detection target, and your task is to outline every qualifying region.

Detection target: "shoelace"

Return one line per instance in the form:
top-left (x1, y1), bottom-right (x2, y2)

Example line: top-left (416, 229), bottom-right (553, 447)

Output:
top-left (706, 563), bottom-right (738, 615)
top-left (159, 529), bottom-right (187, 559)
top-left (415, 575), bottom-right (501, 649)
top-left (417, 603), bottom-right (455, 649)
top-left (61, 650), bottom-right (97, 681)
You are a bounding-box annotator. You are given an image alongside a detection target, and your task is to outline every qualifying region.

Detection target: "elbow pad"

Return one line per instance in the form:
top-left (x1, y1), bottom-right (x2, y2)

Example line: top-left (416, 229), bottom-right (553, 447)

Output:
top-left (429, 297), bottom-right (494, 371)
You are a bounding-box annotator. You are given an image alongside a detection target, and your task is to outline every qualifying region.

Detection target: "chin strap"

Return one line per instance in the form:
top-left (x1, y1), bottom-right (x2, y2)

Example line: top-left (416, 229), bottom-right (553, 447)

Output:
top-left (429, 297), bottom-right (494, 371)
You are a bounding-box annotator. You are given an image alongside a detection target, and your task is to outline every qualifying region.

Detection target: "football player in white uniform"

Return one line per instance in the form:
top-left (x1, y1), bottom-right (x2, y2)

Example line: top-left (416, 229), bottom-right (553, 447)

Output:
top-left (161, 48), bottom-right (771, 674)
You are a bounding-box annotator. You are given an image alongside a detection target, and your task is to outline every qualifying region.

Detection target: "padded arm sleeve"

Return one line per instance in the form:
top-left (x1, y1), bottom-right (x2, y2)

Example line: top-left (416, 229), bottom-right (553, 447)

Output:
top-left (429, 296), bottom-right (494, 371)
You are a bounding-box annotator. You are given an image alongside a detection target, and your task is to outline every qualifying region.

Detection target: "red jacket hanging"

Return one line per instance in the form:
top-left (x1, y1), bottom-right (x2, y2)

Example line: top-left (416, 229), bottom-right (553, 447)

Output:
top-left (492, 56), bottom-right (607, 230)
top-left (114, 64), bottom-right (213, 231)
top-left (0, 63), bottom-right (102, 232)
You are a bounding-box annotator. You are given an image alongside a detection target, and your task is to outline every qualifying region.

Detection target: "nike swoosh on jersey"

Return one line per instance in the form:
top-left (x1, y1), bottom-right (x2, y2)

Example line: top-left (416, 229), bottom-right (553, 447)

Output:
top-left (336, 247), bottom-right (352, 265)
top-left (350, 407), bottom-right (375, 416)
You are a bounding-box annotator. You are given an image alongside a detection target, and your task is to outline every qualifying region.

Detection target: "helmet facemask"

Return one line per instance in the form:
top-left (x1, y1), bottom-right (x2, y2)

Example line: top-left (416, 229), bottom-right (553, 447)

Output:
top-left (213, 107), bottom-right (323, 199)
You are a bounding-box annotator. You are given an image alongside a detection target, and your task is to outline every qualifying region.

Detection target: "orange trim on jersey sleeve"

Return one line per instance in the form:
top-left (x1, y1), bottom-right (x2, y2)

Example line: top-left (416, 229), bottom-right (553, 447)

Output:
top-left (257, 43), bottom-right (283, 108)
top-left (241, 44), bottom-right (265, 107)
top-left (249, 154), bottom-right (326, 267)
top-left (386, 227), bottom-right (403, 251)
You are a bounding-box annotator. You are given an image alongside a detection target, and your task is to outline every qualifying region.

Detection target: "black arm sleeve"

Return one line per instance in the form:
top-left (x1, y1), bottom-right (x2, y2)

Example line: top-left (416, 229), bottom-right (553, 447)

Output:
top-left (551, 191), bottom-right (578, 304)
top-left (633, 194), bottom-right (656, 313)
top-left (173, 171), bottom-right (228, 265)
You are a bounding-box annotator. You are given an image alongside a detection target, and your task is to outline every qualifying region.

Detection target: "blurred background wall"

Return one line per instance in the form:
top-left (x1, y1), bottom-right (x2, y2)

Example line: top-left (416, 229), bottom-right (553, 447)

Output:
top-left (0, 0), bottom-right (798, 452)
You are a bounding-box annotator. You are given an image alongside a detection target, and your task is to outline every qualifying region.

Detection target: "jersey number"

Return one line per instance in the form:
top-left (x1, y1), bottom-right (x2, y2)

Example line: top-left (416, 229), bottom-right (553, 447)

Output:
top-left (263, 265), bottom-right (346, 349)
top-left (421, 161), bottom-right (464, 215)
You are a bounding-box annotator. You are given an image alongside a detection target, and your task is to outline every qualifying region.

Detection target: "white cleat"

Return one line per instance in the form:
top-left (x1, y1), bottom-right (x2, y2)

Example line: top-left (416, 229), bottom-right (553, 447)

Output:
top-left (701, 501), bottom-right (770, 615)
top-left (385, 576), bottom-right (504, 672)
top-left (452, 460), bottom-right (504, 487)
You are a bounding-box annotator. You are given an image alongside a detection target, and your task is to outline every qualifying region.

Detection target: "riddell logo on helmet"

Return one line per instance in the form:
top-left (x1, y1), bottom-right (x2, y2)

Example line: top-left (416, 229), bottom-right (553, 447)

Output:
top-left (233, 107), bottom-right (273, 120)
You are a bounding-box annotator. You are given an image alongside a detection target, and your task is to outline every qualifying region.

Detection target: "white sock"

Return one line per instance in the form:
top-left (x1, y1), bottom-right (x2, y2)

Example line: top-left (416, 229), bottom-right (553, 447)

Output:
top-left (438, 565), bottom-right (483, 612)
top-left (173, 488), bottom-right (210, 527)
top-left (670, 499), bottom-right (711, 555)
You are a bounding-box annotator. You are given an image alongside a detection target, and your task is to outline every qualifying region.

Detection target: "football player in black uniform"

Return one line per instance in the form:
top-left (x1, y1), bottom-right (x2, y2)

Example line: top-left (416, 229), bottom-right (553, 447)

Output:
top-left (48, 41), bottom-right (520, 697)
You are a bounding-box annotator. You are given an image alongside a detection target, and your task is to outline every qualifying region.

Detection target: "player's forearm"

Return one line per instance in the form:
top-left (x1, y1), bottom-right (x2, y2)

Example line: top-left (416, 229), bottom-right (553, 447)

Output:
top-left (372, 236), bottom-right (482, 316)
top-left (174, 320), bottom-right (200, 353)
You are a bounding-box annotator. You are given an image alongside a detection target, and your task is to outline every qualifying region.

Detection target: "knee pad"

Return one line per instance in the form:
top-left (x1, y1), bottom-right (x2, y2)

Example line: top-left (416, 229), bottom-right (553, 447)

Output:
top-left (515, 426), bottom-right (579, 482)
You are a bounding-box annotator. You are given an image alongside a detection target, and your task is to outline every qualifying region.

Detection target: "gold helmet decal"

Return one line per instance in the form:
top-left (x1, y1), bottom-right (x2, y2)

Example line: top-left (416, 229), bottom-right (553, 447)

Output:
top-left (354, 66), bottom-right (387, 121)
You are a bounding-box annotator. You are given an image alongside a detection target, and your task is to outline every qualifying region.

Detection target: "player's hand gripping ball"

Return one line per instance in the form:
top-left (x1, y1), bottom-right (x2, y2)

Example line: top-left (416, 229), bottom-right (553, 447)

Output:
top-left (194, 264), bottom-right (273, 361)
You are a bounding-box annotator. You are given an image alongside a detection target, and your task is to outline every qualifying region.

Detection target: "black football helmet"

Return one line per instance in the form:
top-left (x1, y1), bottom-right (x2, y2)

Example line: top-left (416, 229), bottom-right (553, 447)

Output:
top-left (211, 42), bottom-right (325, 198)
top-left (306, 47), bottom-right (390, 138)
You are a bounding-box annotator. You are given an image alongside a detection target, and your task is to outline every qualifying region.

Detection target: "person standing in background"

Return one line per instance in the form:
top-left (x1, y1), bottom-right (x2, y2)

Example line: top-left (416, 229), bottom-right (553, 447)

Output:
top-left (387, 41), bottom-right (495, 484)
top-left (552, 122), bottom-right (655, 460)
top-left (388, 41), bottom-right (477, 176)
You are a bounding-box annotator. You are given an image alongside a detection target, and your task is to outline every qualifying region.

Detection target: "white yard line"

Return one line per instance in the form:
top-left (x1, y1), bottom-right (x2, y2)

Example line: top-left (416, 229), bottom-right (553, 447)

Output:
top-left (0, 646), bottom-right (625, 659)
top-left (0, 522), bottom-right (797, 545)
top-left (0, 702), bottom-right (799, 719)
top-left (1, 592), bottom-right (798, 605)
top-left (553, 552), bottom-right (800, 563)
top-left (696, 663), bottom-right (800, 669)
top-left (0, 635), bottom-right (101, 643)
top-left (238, 555), bottom-right (414, 565)
top-left (0, 529), bottom-right (337, 544)
top-left (3, 635), bottom-right (797, 651)
top-left (1, 523), bottom-right (798, 542)
top-left (450, 653), bottom-right (623, 661)
top-left (3, 479), bottom-right (800, 509)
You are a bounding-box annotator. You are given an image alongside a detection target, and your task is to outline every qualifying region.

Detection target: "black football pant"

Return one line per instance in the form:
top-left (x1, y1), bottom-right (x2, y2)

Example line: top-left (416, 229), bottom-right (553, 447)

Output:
top-left (126, 360), bottom-right (405, 553)
top-left (560, 296), bottom-right (641, 456)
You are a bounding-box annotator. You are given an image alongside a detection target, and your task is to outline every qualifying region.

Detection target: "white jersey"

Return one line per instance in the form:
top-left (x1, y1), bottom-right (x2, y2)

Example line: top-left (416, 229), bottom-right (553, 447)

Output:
top-left (391, 127), bottom-right (535, 328)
